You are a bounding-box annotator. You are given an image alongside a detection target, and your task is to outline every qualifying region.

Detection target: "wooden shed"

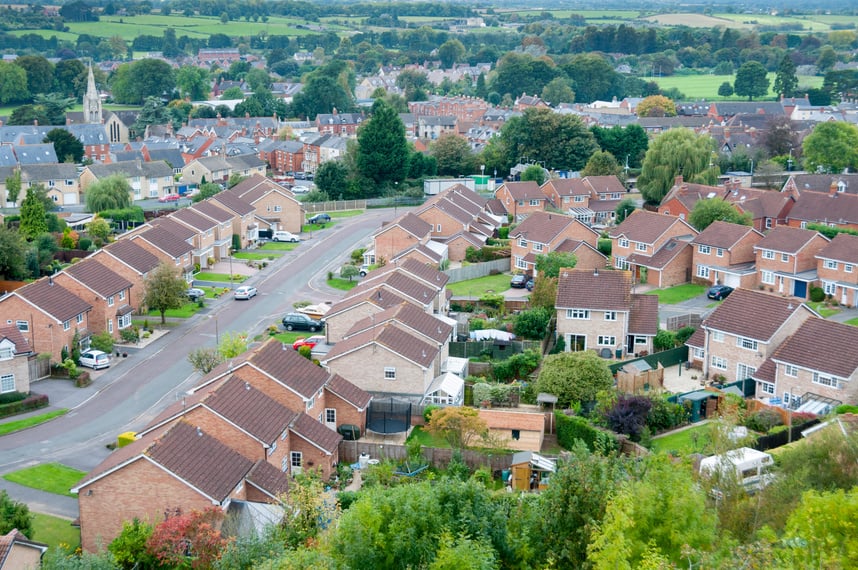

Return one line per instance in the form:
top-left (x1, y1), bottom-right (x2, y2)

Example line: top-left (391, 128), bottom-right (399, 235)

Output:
top-left (509, 452), bottom-right (556, 492)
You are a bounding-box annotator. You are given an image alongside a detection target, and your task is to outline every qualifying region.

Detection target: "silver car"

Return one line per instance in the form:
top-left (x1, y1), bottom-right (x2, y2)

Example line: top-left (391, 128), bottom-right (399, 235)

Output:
top-left (234, 285), bottom-right (258, 300)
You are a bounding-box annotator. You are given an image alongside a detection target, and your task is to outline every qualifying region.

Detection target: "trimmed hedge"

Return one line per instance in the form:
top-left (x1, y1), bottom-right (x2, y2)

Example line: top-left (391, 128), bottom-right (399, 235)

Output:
top-left (555, 411), bottom-right (618, 453)
top-left (0, 393), bottom-right (49, 419)
top-left (0, 392), bottom-right (27, 405)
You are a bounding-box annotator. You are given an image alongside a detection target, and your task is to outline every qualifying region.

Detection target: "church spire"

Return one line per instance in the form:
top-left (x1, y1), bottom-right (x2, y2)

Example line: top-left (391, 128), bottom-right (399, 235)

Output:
top-left (83, 62), bottom-right (102, 124)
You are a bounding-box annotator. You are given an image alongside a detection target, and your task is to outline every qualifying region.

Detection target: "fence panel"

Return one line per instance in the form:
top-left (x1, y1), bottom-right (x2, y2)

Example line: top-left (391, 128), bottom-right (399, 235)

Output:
top-left (449, 340), bottom-right (542, 359)
top-left (666, 314), bottom-right (702, 331)
top-left (443, 259), bottom-right (511, 284)
top-left (303, 200), bottom-right (368, 214)
top-left (338, 440), bottom-right (515, 472)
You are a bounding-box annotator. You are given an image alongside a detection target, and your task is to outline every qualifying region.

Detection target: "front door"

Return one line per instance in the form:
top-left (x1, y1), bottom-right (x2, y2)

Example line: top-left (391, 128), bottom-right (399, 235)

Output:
top-left (290, 451), bottom-right (302, 475)
top-left (324, 408), bottom-right (336, 430)
top-left (794, 280), bottom-right (807, 298)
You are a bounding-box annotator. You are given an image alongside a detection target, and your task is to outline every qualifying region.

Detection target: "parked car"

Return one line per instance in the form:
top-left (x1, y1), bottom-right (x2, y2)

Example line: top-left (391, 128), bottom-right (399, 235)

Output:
top-left (707, 284), bottom-right (734, 301)
top-left (510, 274), bottom-right (528, 288)
top-left (292, 335), bottom-right (326, 350)
top-left (158, 193), bottom-right (181, 203)
top-left (282, 313), bottom-right (324, 332)
top-left (186, 288), bottom-right (205, 301)
top-left (272, 231), bottom-right (300, 242)
top-left (308, 213), bottom-right (331, 224)
top-left (358, 264), bottom-right (371, 277)
top-left (79, 350), bottom-right (110, 370)
top-left (525, 279), bottom-right (535, 291)
top-left (234, 285), bottom-right (258, 300)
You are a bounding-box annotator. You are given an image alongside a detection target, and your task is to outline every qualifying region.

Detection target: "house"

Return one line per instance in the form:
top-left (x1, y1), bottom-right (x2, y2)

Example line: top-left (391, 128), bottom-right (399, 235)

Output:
top-left (189, 201), bottom-right (235, 260)
top-left (258, 139), bottom-right (304, 175)
top-left (54, 260), bottom-right (134, 340)
top-left (89, 239), bottom-right (161, 310)
top-left (209, 192), bottom-right (257, 248)
top-left (752, 317), bottom-right (858, 410)
top-left (658, 177), bottom-right (725, 220)
top-left (169, 207), bottom-right (220, 268)
top-left (494, 181), bottom-right (546, 221)
top-left (609, 210), bottom-right (698, 286)
top-left (315, 110), bottom-right (364, 137)
top-left (754, 226), bottom-right (829, 299)
top-left (80, 160), bottom-right (174, 201)
top-left (0, 277), bottom-right (92, 362)
top-left (581, 175), bottom-right (628, 226)
top-left (509, 211), bottom-right (604, 276)
top-left (687, 288), bottom-right (817, 384)
top-left (0, 163), bottom-right (80, 207)
top-left (540, 178), bottom-right (593, 217)
top-left (478, 409), bottom-right (545, 452)
top-left (417, 116), bottom-right (458, 140)
top-left (786, 188), bottom-right (858, 232)
top-left (815, 233), bottom-right (858, 307)
top-left (0, 325), bottom-right (35, 395)
top-left (228, 174), bottom-right (305, 234)
top-left (181, 156), bottom-right (232, 185)
top-left (555, 268), bottom-right (658, 358)
top-left (781, 173), bottom-right (858, 197)
top-left (369, 212), bottom-right (433, 267)
top-left (0, 528), bottom-right (48, 568)
top-left (127, 227), bottom-right (195, 282)
top-left (690, 221), bottom-right (764, 288)
top-left (72, 421), bottom-right (290, 552)
top-left (415, 183), bottom-right (500, 248)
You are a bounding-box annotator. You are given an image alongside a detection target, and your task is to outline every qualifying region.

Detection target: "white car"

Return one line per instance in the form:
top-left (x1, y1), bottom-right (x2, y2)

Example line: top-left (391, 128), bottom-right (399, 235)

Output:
top-left (79, 350), bottom-right (110, 370)
top-left (234, 285), bottom-right (258, 300)
top-left (272, 231), bottom-right (300, 242)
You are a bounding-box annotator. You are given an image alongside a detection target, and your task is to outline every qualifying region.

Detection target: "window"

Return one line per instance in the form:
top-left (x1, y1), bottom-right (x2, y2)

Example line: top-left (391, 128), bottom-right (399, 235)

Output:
top-left (737, 363), bottom-right (756, 380)
top-left (693, 347), bottom-right (705, 360)
top-left (800, 221), bottom-right (807, 229)
top-left (518, 238), bottom-right (527, 247)
top-left (0, 374), bottom-right (13, 393)
top-left (765, 218), bottom-right (773, 229)
top-left (290, 451), bottom-right (302, 470)
top-left (268, 441), bottom-right (277, 456)
top-left (785, 364), bottom-right (798, 377)
top-left (306, 396), bottom-right (315, 411)
top-left (614, 256), bottom-right (629, 270)
top-left (760, 381), bottom-right (775, 395)
top-left (529, 199), bottom-right (540, 206)
top-left (515, 256), bottom-right (528, 270)
top-left (824, 281), bottom-right (836, 295)
top-left (781, 253), bottom-right (789, 262)
top-left (273, 205), bottom-right (282, 212)
top-left (716, 248), bottom-right (724, 257)
top-left (635, 336), bottom-right (648, 345)
top-left (108, 319), bottom-right (113, 333)
top-left (635, 242), bottom-right (647, 252)
top-left (107, 295), bottom-right (114, 307)
top-left (604, 311), bottom-right (617, 321)
top-left (598, 335), bottom-right (616, 346)
top-left (824, 260), bottom-right (838, 270)
top-left (698, 244), bottom-right (711, 254)
top-left (118, 314), bottom-right (131, 329)
top-left (281, 429), bottom-right (288, 441)
top-left (511, 429), bottom-right (520, 440)
top-left (618, 238), bottom-right (629, 248)
top-left (15, 320), bottom-right (28, 332)
top-left (574, 195), bottom-right (585, 203)
top-left (761, 270), bottom-right (775, 285)
top-left (76, 314), bottom-right (83, 324)
top-left (534, 242), bottom-right (543, 252)
top-left (711, 356), bottom-right (727, 370)
top-left (384, 367), bottom-right (396, 380)
top-left (812, 372), bottom-right (840, 389)
top-left (696, 265), bottom-right (710, 279)
top-left (65, 179), bottom-right (73, 186)
top-left (119, 290), bottom-right (125, 301)
top-left (712, 331), bottom-right (724, 342)
top-left (63, 320), bottom-right (70, 331)
top-left (0, 347), bottom-right (12, 360)
top-left (566, 309), bottom-right (590, 320)
top-left (761, 250), bottom-right (774, 260)
top-left (325, 409), bottom-right (336, 424)
top-left (846, 264), bottom-right (853, 273)
top-left (737, 337), bottom-right (758, 351)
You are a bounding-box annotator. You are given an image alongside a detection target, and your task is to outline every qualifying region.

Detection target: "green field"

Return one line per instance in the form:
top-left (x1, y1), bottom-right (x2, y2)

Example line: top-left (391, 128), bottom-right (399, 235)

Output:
top-left (65, 14), bottom-right (324, 40)
top-left (653, 73), bottom-right (823, 100)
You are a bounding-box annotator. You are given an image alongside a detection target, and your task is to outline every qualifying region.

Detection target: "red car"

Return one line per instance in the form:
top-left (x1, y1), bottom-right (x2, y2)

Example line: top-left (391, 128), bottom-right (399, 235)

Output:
top-left (292, 335), bottom-right (325, 350)
top-left (158, 193), bottom-right (181, 203)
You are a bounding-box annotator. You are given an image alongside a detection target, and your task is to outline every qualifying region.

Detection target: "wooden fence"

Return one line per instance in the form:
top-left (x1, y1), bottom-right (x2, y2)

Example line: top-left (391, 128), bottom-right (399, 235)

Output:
top-left (443, 259), bottom-right (511, 284)
top-left (303, 200), bottom-right (368, 213)
top-left (449, 340), bottom-right (542, 359)
top-left (338, 440), bottom-right (516, 472)
top-left (666, 314), bottom-right (702, 331)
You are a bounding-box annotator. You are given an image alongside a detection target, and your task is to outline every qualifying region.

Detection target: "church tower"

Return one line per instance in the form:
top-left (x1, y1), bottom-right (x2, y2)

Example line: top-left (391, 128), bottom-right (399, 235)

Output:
top-left (83, 63), bottom-right (102, 124)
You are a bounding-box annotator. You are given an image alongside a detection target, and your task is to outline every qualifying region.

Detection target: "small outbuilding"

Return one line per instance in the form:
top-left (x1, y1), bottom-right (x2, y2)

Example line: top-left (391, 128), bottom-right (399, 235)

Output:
top-left (508, 451), bottom-right (556, 492)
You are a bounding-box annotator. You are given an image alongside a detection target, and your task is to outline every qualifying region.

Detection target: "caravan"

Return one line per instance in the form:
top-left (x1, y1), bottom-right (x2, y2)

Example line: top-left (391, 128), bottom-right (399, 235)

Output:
top-left (699, 447), bottom-right (774, 494)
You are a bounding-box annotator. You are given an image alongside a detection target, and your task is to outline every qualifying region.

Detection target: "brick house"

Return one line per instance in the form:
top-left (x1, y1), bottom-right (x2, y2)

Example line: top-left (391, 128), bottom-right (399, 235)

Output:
top-left (229, 174), bottom-right (305, 234)
top-left (127, 228), bottom-right (195, 282)
top-left (0, 529), bottom-right (47, 568)
top-left (438, 231), bottom-right (483, 264)
top-left (509, 211), bottom-right (604, 276)
top-left (609, 210), bottom-right (698, 284)
top-left (344, 302), bottom-right (454, 363)
top-left (324, 289), bottom-right (414, 344)
top-left (785, 188), bottom-right (858, 232)
top-left (210, 191), bottom-right (257, 247)
top-left (555, 268), bottom-right (658, 358)
top-left (169, 207), bottom-right (219, 268)
top-left (754, 226), bottom-right (829, 299)
top-left (658, 177), bottom-right (721, 220)
top-left (494, 181), bottom-right (546, 221)
top-left (190, 200), bottom-right (236, 260)
top-left (89, 239), bottom-right (161, 310)
top-left (581, 175), bottom-right (628, 226)
top-left (72, 421), bottom-right (290, 552)
top-left (753, 317), bottom-right (858, 409)
top-left (315, 110), bottom-right (364, 136)
top-left (781, 173), bottom-right (858, 197)
top-left (257, 139), bottom-right (305, 175)
top-left (815, 233), bottom-right (858, 307)
top-left (414, 184), bottom-right (499, 260)
top-left (369, 212), bottom-right (433, 267)
top-left (54, 259), bottom-right (134, 340)
top-left (690, 221), bottom-right (764, 288)
top-left (0, 277), bottom-right (92, 362)
top-left (0, 325), bottom-right (35, 395)
top-left (686, 288), bottom-right (816, 384)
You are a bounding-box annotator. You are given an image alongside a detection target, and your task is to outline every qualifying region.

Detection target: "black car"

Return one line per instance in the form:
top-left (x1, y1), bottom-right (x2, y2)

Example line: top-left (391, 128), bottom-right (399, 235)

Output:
top-left (308, 213), bottom-right (331, 224)
top-left (510, 274), bottom-right (528, 288)
top-left (707, 284), bottom-right (734, 301)
top-left (282, 313), bottom-right (325, 332)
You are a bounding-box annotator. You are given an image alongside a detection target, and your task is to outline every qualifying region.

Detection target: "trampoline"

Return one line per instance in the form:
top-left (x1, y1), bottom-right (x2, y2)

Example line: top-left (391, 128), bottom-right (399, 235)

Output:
top-left (367, 398), bottom-right (412, 434)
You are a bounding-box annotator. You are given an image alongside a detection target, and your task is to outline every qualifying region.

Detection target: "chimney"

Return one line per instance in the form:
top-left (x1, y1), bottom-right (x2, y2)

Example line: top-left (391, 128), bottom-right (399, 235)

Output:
top-left (594, 268), bottom-right (599, 276)
top-left (830, 181), bottom-right (838, 196)
top-left (675, 175), bottom-right (684, 186)
top-left (196, 426), bottom-right (202, 436)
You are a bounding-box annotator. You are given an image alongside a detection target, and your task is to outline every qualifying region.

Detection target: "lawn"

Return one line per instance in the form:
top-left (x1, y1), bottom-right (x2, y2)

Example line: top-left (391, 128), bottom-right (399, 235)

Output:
top-left (271, 332), bottom-right (309, 345)
top-left (406, 426), bottom-right (450, 448)
top-left (0, 410), bottom-right (68, 436)
top-left (330, 210), bottom-right (364, 218)
top-left (446, 274), bottom-right (512, 297)
top-left (32, 512), bottom-right (80, 549)
top-left (194, 272), bottom-right (248, 283)
top-left (259, 242), bottom-right (300, 252)
top-left (147, 301), bottom-right (203, 318)
top-left (650, 424), bottom-right (713, 455)
top-left (652, 73), bottom-right (822, 100)
top-left (845, 317), bottom-right (858, 327)
top-left (806, 301), bottom-right (842, 318)
top-left (302, 222), bottom-right (335, 233)
top-left (327, 278), bottom-right (359, 291)
top-left (3, 463), bottom-right (86, 498)
top-left (233, 251), bottom-right (281, 261)
top-left (646, 284), bottom-right (706, 304)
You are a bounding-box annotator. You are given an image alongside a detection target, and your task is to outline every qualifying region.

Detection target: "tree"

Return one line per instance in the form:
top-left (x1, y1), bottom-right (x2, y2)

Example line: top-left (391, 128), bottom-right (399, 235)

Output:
top-left (636, 95), bottom-right (677, 117)
top-left (175, 66), bottom-right (210, 101)
top-left (219, 86), bottom-right (244, 100)
top-left (0, 490), bottom-right (32, 538)
top-left (535, 350), bottom-right (613, 407)
top-left (763, 116), bottom-right (800, 159)
top-left (0, 61), bottom-right (28, 104)
top-left (637, 128), bottom-right (719, 205)
top-left (357, 99), bottom-right (409, 186)
top-left (245, 68), bottom-right (272, 93)
top-left (291, 73), bottom-right (354, 120)
top-left (146, 507), bottom-right (227, 570)
top-left (561, 53), bottom-right (622, 104)
top-left (144, 262), bottom-right (188, 324)
top-left (19, 186), bottom-right (48, 240)
top-left (520, 164), bottom-right (545, 185)
top-left (86, 175), bottom-right (132, 212)
top-left (590, 124), bottom-right (648, 169)
top-left (340, 264), bottom-right (359, 281)
top-left (492, 52), bottom-right (560, 100)
top-left (109, 518), bottom-right (158, 570)
top-left (0, 226), bottom-right (27, 279)
top-left (218, 331), bottom-right (248, 359)
top-left (688, 198), bottom-right (752, 231)
top-left (314, 160), bottom-right (349, 198)
top-left (427, 407), bottom-right (487, 450)
top-left (280, 473), bottom-right (340, 548)
top-left (13, 55), bottom-right (54, 96)
top-left (733, 61), bottom-right (770, 101)
top-left (541, 77), bottom-right (575, 105)
top-left (773, 54), bottom-right (798, 98)
top-left (133, 97), bottom-right (172, 138)
top-left (717, 81), bottom-right (734, 97)
top-left (581, 150), bottom-right (621, 177)
top-left (784, 488), bottom-right (858, 569)
top-left (614, 198), bottom-right (636, 224)
top-left (5, 169), bottom-right (21, 206)
top-left (513, 307), bottom-right (551, 339)
top-left (54, 59), bottom-right (86, 98)
top-left (395, 69), bottom-right (431, 101)
top-left (43, 129), bottom-right (84, 163)
top-left (817, 45), bottom-right (837, 73)
top-left (8, 105), bottom-right (49, 127)
top-left (431, 133), bottom-right (475, 177)
top-left (187, 347), bottom-right (223, 375)
top-left (34, 94), bottom-right (77, 126)
top-left (499, 108), bottom-right (599, 171)
top-left (535, 251), bottom-right (577, 278)
top-left (437, 39), bottom-right (465, 69)
top-left (85, 216), bottom-right (112, 243)
top-left (192, 183), bottom-right (222, 203)
top-left (110, 59), bottom-right (176, 105)
top-left (802, 121), bottom-right (858, 174)
top-left (529, 276), bottom-right (557, 310)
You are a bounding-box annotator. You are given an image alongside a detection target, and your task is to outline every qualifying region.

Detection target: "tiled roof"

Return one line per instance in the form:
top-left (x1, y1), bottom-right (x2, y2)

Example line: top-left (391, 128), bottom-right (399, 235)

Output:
top-left (789, 174), bottom-right (858, 195)
top-left (16, 277), bottom-right (92, 322)
top-left (343, 270), bottom-right (436, 308)
top-left (149, 217), bottom-right (197, 241)
top-left (290, 413), bottom-right (342, 453)
top-left (192, 200), bottom-right (233, 223)
top-left (609, 210), bottom-right (694, 244)
top-left (229, 173), bottom-right (272, 195)
top-left (323, 323), bottom-right (438, 368)
top-left (498, 181), bottom-right (542, 200)
top-left (556, 268), bottom-right (632, 311)
top-left (0, 325), bottom-right (29, 353)
top-left (0, 529), bottom-right (47, 562)
top-left (171, 207), bottom-right (217, 232)
top-left (816, 233), bottom-right (858, 264)
top-left (685, 327), bottom-right (705, 349)
top-left (327, 287), bottom-right (410, 317)
top-left (398, 257), bottom-right (450, 289)
top-left (245, 460), bottom-right (289, 497)
top-left (211, 191), bottom-right (254, 216)
top-left (584, 175), bottom-right (626, 195)
top-left (788, 191), bottom-right (858, 225)
top-left (135, 229), bottom-right (193, 258)
top-left (732, 190), bottom-right (793, 221)
top-left (86, 159), bottom-right (172, 179)
top-left (628, 294), bottom-right (658, 336)
top-left (542, 178), bottom-right (591, 197)
top-left (345, 302), bottom-right (452, 344)
top-left (628, 238), bottom-right (690, 270)
top-left (391, 242), bottom-right (443, 264)
top-left (250, 339), bottom-right (330, 400)
top-left (509, 211), bottom-right (594, 244)
top-left (754, 226), bottom-right (824, 254)
top-left (770, 317), bottom-right (858, 379)
top-left (205, 375), bottom-right (298, 444)
top-left (753, 358), bottom-right (776, 383)
top-left (326, 374), bottom-right (372, 408)
top-left (704, 288), bottom-right (807, 342)
top-left (389, 212), bottom-right (432, 238)
top-left (64, 259), bottom-right (132, 298)
top-left (692, 221), bottom-right (761, 249)
top-left (103, 239), bottom-right (160, 274)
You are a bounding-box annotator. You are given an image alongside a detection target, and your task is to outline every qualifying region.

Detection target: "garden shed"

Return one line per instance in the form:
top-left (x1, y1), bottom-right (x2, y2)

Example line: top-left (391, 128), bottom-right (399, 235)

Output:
top-left (509, 451), bottom-right (556, 491)
top-left (677, 390), bottom-right (718, 422)
top-left (616, 359), bottom-right (664, 393)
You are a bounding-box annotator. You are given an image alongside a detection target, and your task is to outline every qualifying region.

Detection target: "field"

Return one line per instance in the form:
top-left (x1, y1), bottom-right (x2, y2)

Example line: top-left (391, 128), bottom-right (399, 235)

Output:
top-left (652, 73), bottom-right (823, 100)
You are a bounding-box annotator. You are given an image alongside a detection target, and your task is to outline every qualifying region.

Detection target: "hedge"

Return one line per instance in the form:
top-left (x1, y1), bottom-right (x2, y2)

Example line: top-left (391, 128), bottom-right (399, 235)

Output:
top-left (0, 393), bottom-right (49, 419)
top-left (555, 411), bottom-right (618, 453)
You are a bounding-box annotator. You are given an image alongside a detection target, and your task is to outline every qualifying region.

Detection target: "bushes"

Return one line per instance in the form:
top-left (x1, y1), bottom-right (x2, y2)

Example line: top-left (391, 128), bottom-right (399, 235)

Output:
top-left (0, 392), bottom-right (27, 405)
top-left (464, 245), bottom-right (511, 263)
top-left (604, 395), bottom-right (652, 440)
top-left (90, 330), bottom-right (115, 354)
top-left (555, 411), bottom-right (618, 453)
top-left (746, 408), bottom-right (783, 433)
top-left (490, 349), bottom-right (540, 383)
top-left (0, 393), bottom-right (48, 419)
top-left (810, 286), bottom-right (825, 302)
top-left (646, 395), bottom-right (690, 432)
top-left (473, 382), bottom-right (520, 407)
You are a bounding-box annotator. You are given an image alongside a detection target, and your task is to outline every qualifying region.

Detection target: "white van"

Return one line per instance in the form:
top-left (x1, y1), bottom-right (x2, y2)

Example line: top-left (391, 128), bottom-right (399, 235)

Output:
top-left (272, 231), bottom-right (300, 243)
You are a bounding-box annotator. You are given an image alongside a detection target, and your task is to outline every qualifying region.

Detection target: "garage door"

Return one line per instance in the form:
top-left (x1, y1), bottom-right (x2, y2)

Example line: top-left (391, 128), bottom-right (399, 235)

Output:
top-left (722, 273), bottom-right (741, 288)
top-left (62, 192), bottom-right (78, 205)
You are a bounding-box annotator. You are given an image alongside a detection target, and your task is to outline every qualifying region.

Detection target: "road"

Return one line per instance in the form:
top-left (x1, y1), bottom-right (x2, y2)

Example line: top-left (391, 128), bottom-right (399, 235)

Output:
top-left (0, 208), bottom-right (397, 517)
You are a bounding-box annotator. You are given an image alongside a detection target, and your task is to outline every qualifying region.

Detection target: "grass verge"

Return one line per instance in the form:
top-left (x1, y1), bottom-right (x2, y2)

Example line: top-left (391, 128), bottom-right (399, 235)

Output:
top-left (147, 301), bottom-right (203, 319)
top-left (33, 512), bottom-right (80, 549)
top-left (327, 278), bottom-right (359, 291)
top-left (233, 251), bottom-right (281, 261)
top-left (194, 272), bottom-right (248, 283)
top-left (0, 409), bottom-right (68, 436)
top-left (447, 273), bottom-right (512, 297)
top-left (845, 317), bottom-right (858, 327)
top-left (259, 242), bottom-right (300, 251)
top-left (271, 332), bottom-right (309, 345)
top-left (330, 210), bottom-right (364, 218)
top-left (646, 283), bottom-right (707, 304)
top-left (806, 301), bottom-right (841, 319)
top-left (3, 463), bottom-right (86, 497)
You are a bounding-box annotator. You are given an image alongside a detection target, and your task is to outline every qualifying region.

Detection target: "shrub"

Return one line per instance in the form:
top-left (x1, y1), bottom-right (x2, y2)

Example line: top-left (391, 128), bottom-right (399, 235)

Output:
top-left (423, 404), bottom-right (440, 422)
top-left (90, 330), bottom-right (115, 354)
top-left (120, 327), bottom-right (139, 343)
top-left (836, 404), bottom-right (858, 414)
top-left (653, 328), bottom-right (677, 351)
top-left (646, 395), bottom-right (690, 432)
top-left (604, 395), bottom-right (653, 440)
top-left (745, 409), bottom-right (783, 433)
top-left (0, 392), bottom-right (27, 405)
top-left (470, 318), bottom-right (486, 331)
top-left (675, 326), bottom-right (696, 346)
top-left (810, 286), bottom-right (825, 302)
top-left (0, 393), bottom-right (48, 418)
top-left (479, 293), bottom-right (504, 310)
top-left (555, 411), bottom-right (618, 453)
top-left (78, 237), bottom-right (92, 250)
top-left (498, 226), bottom-right (509, 239)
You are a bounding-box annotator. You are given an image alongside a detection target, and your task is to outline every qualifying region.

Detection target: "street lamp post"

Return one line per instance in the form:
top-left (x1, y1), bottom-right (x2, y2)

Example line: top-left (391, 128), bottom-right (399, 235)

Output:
top-left (209, 315), bottom-right (219, 346)
top-left (228, 252), bottom-right (233, 289)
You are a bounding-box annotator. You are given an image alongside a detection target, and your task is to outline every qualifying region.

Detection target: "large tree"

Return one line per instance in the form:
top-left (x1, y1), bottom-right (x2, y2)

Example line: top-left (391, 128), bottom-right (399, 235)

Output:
top-left (590, 124), bottom-right (648, 169)
top-left (541, 77), bottom-right (575, 105)
top-left (0, 491), bottom-right (33, 539)
top-left (499, 107), bottom-right (598, 172)
top-left (0, 61), bottom-right (28, 104)
top-left (733, 61), bottom-right (770, 101)
top-left (636, 95), bottom-right (677, 117)
top-left (110, 58), bottom-right (176, 105)
top-left (773, 54), bottom-right (798, 98)
top-left (132, 97), bottom-right (172, 138)
top-left (688, 198), bottom-right (752, 231)
top-left (53, 59), bottom-right (86, 98)
top-left (802, 121), bottom-right (858, 174)
top-left (143, 262), bottom-right (188, 324)
top-left (85, 175), bottom-right (132, 213)
top-left (356, 99), bottom-right (409, 186)
top-left (19, 186), bottom-right (48, 240)
top-left (0, 226), bottom-right (28, 280)
top-left (43, 128), bottom-right (84, 163)
top-left (431, 133), bottom-right (475, 177)
top-left (491, 52), bottom-right (561, 100)
top-left (175, 66), bottom-right (210, 101)
top-left (13, 55), bottom-right (54, 97)
top-left (637, 128), bottom-right (719, 205)
top-left (560, 53), bottom-right (623, 104)
top-left (535, 350), bottom-right (613, 407)
top-left (762, 116), bottom-right (800, 159)
top-left (535, 251), bottom-right (577, 279)
top-left (291, 73), bottom-right (354, 120)
top-left (314, 160), bottom-right (349, 198)
top-left (437, 39), bottom-right (465, 69)
top-left (581, 150), bottom-right (622, 177)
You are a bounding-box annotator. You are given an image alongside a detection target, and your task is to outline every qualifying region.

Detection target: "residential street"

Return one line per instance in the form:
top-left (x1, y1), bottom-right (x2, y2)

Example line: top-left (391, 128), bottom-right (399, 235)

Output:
top-left (0, 208), bottom-right (398, 519)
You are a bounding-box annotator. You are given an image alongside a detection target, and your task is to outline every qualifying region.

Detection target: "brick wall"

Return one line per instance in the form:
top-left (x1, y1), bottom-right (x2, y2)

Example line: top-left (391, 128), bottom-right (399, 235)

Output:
top-left (556, 309), bottom-right (628, 356)
top-left (374, 226), bottom-right (424, 263)
top-left (0, 295), bottom-right (73, 361)
top-left (325, 349), bottom-right (428, 398)
top-left (90, 251), bottom-right (146, 311)
top-left (323, 390), bottom-right (367, 431)
top-left (325, 304), bottom-right (382, 343)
